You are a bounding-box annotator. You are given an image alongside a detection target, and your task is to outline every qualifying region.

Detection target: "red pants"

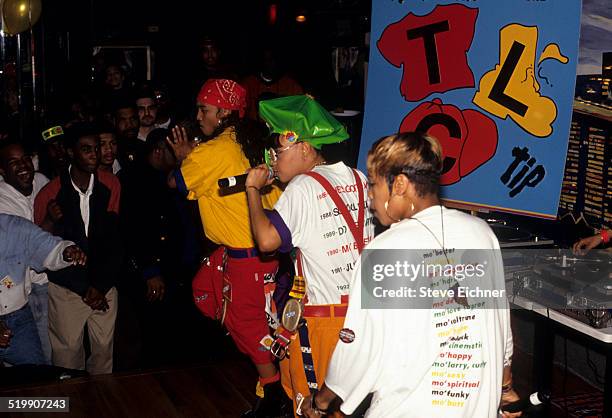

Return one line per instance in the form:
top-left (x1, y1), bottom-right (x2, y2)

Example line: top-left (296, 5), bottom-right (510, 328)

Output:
top-left (193, 247), bottom-right (278, 365)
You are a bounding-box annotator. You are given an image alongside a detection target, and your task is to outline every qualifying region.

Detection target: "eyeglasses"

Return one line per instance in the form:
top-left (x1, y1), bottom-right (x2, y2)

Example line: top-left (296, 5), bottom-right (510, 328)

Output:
top-left (266, 142), bottom-right (300, 164)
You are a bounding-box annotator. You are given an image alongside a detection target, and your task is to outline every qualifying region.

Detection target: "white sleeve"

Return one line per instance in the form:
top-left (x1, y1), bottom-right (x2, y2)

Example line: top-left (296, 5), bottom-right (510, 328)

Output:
top-left (503, 304), bottom-right (514, 366)
top-left (491, 233), bottom-right (513, 366)
top-left (273, 179), bottom-right (311, 249)
top-left (28, 269), bottom-right (49, 286)
top-left (42, 241), bottom-right (76, 271)
top-left (325, 263), bottom-right (384, 414)
top-left (35, 172), bottom-right (50, 191)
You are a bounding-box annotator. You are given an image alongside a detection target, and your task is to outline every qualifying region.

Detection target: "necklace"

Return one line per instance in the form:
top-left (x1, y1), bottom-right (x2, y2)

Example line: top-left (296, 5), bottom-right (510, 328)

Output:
top-left (410, 205), bottom-right (471, 308)
top-left (409, 205), bottom-right (449, 264)
top-left (311, 160), bottom-right (327, 170)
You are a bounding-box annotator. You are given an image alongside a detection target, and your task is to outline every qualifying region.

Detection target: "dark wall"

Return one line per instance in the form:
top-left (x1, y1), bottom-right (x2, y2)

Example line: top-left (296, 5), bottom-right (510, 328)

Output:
top-left (40, 0), bottom-right (371, 120)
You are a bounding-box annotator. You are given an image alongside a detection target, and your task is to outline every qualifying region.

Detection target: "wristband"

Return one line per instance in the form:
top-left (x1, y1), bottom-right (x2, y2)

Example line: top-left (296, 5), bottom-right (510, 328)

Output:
top-left (501, 382), bottom-right (513, 393)
top-left (311, 395), bottom-right (329, 415)
top-left (601, 229), bottom-right (610, 244)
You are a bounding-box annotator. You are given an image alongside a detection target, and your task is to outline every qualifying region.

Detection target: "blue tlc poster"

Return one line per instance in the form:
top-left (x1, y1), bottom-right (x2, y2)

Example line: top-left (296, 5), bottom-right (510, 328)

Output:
top-left (360, 0), bottom-right (583, 219)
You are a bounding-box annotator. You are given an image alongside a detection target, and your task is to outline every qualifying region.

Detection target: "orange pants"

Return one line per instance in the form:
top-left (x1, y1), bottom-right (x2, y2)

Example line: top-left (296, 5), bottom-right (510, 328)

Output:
top-left (280, 302), bottom-right (347, 417)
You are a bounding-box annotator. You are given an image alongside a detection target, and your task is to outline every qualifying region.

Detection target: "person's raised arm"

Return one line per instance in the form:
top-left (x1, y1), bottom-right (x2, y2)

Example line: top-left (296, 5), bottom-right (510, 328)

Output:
top-left (246, 165), bottom-right (281, 252)
top-left (166, 125), bottom-right (195, 163)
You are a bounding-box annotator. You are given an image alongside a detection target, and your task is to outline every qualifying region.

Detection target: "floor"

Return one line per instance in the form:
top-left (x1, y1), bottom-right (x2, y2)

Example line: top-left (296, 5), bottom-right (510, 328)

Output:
top-left (0, 284), bottom-right (605, 418)
top-left (0, 347), bottom-right (604, 418)
top-left (0, 360), bottom-right (258, 418)
top-left (513, 347), bottom-right (604, 418)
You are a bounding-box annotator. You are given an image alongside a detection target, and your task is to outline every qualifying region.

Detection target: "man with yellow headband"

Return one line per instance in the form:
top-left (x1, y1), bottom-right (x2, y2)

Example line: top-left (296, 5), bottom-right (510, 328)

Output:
top-left (39, 125), bottom-right (69, 179)
top-left (246, 95), bottom-right (375, 416)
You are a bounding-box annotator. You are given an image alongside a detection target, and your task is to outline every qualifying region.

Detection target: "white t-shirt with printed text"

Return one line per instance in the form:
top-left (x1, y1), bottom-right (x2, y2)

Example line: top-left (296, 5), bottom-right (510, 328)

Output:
top-left (326, 206), bottom-right (513, 418)
top-left (274, 162), bottom-right (375, 305)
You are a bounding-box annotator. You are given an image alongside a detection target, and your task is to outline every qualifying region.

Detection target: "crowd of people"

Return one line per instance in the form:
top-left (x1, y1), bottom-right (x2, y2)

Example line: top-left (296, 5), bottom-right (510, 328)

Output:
top-left (1, 36), bottom-right (610, 418)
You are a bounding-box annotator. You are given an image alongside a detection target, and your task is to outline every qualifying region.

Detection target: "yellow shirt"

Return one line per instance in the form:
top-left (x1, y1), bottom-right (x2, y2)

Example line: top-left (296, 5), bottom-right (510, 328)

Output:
top-left (181, 127), bottom-right (281, 247)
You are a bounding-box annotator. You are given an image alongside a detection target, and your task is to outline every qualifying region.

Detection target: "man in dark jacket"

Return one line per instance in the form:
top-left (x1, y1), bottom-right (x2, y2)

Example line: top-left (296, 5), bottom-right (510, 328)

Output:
top-left (118, 128), bottom-right (203, 367)
top-left (34, 123), bottom-right (122, 375)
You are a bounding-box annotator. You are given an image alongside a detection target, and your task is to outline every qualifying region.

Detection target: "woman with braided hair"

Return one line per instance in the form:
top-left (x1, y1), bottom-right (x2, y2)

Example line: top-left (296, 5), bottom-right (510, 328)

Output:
top-left (168, 79), bottom-right (289, 417)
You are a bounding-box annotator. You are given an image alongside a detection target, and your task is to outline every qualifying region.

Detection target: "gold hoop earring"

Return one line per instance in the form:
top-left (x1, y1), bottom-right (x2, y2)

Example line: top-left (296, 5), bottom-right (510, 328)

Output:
top-left (384, 199), bottom-right (401, 223)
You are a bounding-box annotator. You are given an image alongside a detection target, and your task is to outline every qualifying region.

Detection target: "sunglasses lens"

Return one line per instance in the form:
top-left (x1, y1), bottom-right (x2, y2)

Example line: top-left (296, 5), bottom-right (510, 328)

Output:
top-left (265, 148), bottom-right (278, 164)
top-left (264, 148), bottom-right (273, 166)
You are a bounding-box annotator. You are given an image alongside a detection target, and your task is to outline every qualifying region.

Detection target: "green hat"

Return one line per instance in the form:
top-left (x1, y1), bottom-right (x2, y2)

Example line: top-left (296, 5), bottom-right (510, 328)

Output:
top-left (259, 95), bottom-right (349, 149)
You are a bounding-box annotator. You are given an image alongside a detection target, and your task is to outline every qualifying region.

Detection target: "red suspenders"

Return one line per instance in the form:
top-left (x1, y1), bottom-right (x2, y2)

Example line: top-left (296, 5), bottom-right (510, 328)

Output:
top-left (305, 168), bottom-right (365, 253)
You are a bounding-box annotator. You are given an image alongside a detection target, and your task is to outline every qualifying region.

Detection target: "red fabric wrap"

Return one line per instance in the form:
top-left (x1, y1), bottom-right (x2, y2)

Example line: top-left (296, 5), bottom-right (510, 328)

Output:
top-left (197, 79), bottom-right (247, 117)
top-left (192, 246), bottom-right (225, 320)
top-left (601, 229), bottom-right (610, 244)
top-left (192, 246), bottom-right (279, 364)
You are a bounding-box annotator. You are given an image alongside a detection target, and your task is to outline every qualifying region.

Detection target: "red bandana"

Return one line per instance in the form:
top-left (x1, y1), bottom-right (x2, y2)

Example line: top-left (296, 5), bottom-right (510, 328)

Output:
top-left (197, 79), bottom-right (247, 118)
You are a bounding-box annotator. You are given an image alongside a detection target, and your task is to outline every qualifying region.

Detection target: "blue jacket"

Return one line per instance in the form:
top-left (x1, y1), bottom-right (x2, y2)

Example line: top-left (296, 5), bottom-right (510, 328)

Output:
top-left (0, 214), bottom-right (72, 315)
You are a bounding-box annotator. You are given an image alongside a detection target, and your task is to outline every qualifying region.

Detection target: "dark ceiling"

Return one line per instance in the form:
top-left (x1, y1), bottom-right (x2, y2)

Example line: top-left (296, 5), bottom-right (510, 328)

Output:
top-left (39, 0), bottom-right (371, 106)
